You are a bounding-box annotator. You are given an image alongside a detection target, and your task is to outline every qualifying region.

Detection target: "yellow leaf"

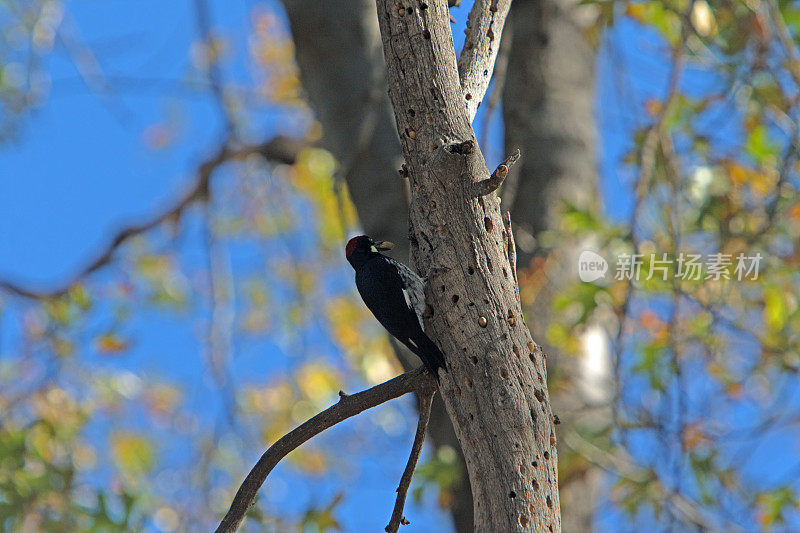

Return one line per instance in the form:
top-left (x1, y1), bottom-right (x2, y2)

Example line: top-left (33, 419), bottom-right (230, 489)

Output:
top-left (96, 334), bottom-right (128, 354)
top-left (111, 432), bottom-right (155, 475)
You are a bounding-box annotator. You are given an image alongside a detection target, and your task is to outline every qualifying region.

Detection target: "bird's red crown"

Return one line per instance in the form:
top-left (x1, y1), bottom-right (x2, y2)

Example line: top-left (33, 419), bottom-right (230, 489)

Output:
top-left (345, 235), bottom-right (369, 259)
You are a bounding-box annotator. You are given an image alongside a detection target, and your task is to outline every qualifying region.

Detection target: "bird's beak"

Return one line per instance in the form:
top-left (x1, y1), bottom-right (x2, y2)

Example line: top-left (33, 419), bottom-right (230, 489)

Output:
top-left (374, 240), bottom-right (394, 251)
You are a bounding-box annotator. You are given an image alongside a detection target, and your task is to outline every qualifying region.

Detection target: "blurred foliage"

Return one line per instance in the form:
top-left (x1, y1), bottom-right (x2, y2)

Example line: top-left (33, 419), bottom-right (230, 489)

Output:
top-left (529, 0), bottom-right (800, 528)
top-left (3, 0), bottom-right (799, 529)
top-left (0, 1), bottom-right (405, 530)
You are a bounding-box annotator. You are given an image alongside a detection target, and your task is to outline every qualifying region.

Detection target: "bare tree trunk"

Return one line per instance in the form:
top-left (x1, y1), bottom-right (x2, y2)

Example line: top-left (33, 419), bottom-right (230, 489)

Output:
top-left (374, 0), bottom-right (560, 529)
top-left (503, 1), bottom-right (604, 531)
top-left (283, 0), bottom-right (600, 530)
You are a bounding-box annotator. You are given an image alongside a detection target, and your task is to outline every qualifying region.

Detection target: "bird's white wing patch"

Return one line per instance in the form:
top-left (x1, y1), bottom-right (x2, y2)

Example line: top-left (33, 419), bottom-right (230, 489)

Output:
top-left (389, 258), bottom-right (427, 328)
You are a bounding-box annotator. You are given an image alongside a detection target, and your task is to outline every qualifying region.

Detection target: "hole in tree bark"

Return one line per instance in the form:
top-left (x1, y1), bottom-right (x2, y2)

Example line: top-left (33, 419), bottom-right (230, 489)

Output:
top-left (452, 294), bottom-right (459, 303)
top-left (423, 29), bottom-right (431, 39)
top-left (543, 451), bottom-right (550, 460)
top-left (484, 216), bottom-right (493, 232)
top-left (509, 490), bottom-right (516, 498)
top-left (546, 495), bottom-right (552, 509)
top-left (532, 479), bottom-right (539, 491)
top-left (468, 266), bottom-right (475, 275)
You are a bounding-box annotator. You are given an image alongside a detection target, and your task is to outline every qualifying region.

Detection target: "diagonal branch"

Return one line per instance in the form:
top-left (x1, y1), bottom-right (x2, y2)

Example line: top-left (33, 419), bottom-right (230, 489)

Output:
top-left (0, 136), bottom-right (308, 300)
top-left (458, 0), bottom-right (513, 122)
top-left (215, 367), bottom-right (437, 533)
top-left (385, 389), bottom-right (435, 533)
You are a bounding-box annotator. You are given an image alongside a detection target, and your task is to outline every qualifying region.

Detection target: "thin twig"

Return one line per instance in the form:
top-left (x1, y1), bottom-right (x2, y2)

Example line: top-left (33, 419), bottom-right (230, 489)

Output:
top-left (192, 0), bottom-right (235, 134)
top-left (0, 136), bottom-right (308, 300)
top-left (385, 390), bottom-right (435, 533)
top-left (215, 367), bottom-right (437, 533)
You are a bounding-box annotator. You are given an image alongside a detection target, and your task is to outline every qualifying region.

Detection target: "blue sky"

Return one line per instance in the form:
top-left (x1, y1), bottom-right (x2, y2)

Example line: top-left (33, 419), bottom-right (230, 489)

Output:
top-left (0, 0), bottom-right (729, 531)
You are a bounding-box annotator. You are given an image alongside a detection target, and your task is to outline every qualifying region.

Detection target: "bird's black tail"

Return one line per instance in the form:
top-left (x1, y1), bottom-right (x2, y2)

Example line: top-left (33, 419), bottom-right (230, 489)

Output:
top-left (412, 333), bottom-right (447, 382)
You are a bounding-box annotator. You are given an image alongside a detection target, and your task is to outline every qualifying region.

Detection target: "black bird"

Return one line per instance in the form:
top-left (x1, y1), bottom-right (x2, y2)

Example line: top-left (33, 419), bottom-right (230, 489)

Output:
top-left (345, 235), bottom-right (446, 381)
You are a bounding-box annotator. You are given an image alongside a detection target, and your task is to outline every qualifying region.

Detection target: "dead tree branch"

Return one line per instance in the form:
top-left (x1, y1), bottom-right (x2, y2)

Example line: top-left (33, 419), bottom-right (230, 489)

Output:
top-left (471, 149), bottom-right (520, 197)
top-left (376, 0), bottom-right (560, 529)
top-left (215, 367), bottom-right (437, 533)
top-left (385, 389), bottom-right (435, 533)
top-left (458, 0), bottom-right (513, 122)
top-left (0, 136), bottom-right (308, 300)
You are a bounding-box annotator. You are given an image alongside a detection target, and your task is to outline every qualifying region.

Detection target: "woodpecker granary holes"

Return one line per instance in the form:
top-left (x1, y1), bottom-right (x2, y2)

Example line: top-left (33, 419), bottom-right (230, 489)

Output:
top-left (519, 515), bottom-right (529, 527)
top-left (466, 378), bottom-right (473, 389)
top-left (408, 108), bottom-right (415, 117)
top-left (534, 389), bottom-right (545, 403)
top-left (484, 216), bottom-right (493, 232)
top-left (423, 29), bottom-right (431, 39)
top-left (509, 490), bottom-right (516, 499)
top-left (546, 495), bottom-right (553, 509)
top-left (532, 479), bottom-right (539, 491)
top-left (452, 294), bottom-right (459, 304)
top-left (500, 368), bottom-right (509, 379)
top-left (468, 266), bottom-right (475, 275)
top-left (470, 355), bottom-right (478, 364)
top-left (478, 316), bottom-right (487, 327)
top-left (543, 451), bottom-right (550, 460)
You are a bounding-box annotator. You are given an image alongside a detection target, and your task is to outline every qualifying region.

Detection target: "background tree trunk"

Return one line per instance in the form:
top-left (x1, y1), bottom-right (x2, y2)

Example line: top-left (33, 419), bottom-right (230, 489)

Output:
top-left (282, 0), bottom-right (601, 530)
top-left (503, 1), bottom-right (605, 532)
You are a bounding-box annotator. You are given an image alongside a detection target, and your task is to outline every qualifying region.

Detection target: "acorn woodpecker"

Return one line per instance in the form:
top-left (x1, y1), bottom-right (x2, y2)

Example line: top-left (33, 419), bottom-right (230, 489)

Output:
top-left (345, 235), bottom-right (446, 381)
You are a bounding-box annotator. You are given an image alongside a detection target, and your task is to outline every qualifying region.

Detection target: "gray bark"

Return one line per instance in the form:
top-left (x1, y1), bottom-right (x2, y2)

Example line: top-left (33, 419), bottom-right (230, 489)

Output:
top-left (283, 0), bottom-right (602, 531)
top-left (374, 0), bottom-right (560, 530)
top-left (503, 1), bottom-right (603, 532)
